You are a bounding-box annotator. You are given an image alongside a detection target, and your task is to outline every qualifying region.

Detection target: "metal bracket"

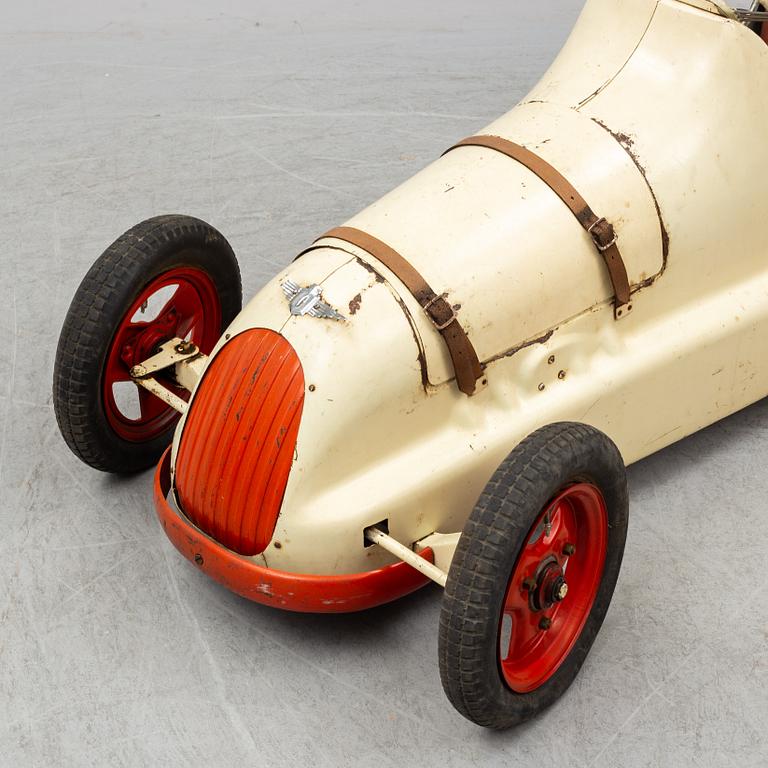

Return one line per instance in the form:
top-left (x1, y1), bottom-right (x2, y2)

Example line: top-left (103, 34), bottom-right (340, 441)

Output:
top-left (364, 527), bottom-right (449, 587)
top-left (129, 338), bottom-right (208, 416)
top-left (414, 532), bottom-right (461, 573)
top-left (129, 338), bottom-right (200, 379)
top-left (614, 301), bottom-right (632, 320)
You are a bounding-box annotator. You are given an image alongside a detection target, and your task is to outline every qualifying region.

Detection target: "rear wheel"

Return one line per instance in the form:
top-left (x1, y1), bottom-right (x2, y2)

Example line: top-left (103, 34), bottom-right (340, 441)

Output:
top-left (53, 215), bottom-right (242, 473)
top-left (438, 422), bottom-right (628, 728)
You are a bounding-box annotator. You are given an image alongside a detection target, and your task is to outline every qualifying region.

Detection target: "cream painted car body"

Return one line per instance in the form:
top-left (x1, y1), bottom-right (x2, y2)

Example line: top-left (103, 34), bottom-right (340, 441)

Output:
top-left (171, 0), bottom-right (768, 576)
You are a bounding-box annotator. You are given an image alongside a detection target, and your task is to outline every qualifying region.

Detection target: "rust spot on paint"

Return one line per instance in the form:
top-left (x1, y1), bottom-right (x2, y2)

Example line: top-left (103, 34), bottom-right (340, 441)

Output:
top-left (591, 118), bottom-right (670, 272)
top-left (355, 256), bottom-right (385, 283)
top-left (485, 329), bottom-right (556, 365)
top-left (393, 294), bottom-right (429, 389)
top-left (612, 131), bottom-right (634, 149)
top-left (349, 293), bottom-right (362, 315)
top-left (354, 256), bottom-right (429, 389)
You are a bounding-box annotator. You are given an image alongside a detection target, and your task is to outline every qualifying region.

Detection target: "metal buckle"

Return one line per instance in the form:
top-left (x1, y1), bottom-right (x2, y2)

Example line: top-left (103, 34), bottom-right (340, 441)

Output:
top-left (422, 292), bottom-right (457, 331)
top-left (588, 217), bottom-right (618, 252)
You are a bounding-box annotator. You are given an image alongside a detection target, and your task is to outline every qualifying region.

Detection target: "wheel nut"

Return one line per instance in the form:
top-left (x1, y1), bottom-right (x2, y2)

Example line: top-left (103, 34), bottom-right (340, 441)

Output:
top-left (562, 543), bottom-right (576, 556)
top-left (539, 617), bottom-right (552, 631)
top-left (522, 577), bottom-right (537, 591)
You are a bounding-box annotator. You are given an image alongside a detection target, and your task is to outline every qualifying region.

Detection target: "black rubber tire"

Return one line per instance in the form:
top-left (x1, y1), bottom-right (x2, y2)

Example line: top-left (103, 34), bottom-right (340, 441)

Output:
top-left (438, 422), bottom-right (629, 729)
top-left (53, 214), bottom-right (242, 473)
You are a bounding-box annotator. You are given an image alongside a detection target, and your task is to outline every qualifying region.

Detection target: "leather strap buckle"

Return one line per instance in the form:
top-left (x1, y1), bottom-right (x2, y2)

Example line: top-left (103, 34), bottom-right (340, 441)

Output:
top-left (422, 292), bottom-right (457, 331)
top-left (588, 217), bottom-right (618, 253)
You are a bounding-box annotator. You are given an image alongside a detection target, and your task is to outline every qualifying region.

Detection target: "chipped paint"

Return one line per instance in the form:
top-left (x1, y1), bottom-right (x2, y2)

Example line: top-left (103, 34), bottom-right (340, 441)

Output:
top-left (354, 256), bottom-right (385, 283)
top-left (354, 256), bottom-right (430, 388)
top-left (591, 117), bottom-right (670, 272)
top-left (485, 328), bottom-right (556, 365)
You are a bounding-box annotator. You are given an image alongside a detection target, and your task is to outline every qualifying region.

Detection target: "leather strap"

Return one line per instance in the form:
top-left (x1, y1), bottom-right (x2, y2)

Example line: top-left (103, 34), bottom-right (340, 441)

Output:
top-left (317, 226), bottom-right (483, 395)
top-left (444, 135), bottom-right (632, 318)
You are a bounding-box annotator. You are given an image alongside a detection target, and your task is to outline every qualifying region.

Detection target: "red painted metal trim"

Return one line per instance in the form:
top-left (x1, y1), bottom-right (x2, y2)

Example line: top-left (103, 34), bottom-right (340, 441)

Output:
top-left (155, 449), bottom-right (433, 613)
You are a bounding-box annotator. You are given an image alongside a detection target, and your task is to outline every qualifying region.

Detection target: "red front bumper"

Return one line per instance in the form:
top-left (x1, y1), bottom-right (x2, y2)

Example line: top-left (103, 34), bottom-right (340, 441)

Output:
top-left (154, 448), bottom-right (433, 613)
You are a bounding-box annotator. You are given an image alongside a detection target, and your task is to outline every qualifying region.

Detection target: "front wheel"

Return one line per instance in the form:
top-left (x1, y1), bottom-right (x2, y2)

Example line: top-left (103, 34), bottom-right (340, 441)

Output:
top-left (438, 422), bottom-right (629, 728)
top-left (53, 214), bottom-right (242, 473)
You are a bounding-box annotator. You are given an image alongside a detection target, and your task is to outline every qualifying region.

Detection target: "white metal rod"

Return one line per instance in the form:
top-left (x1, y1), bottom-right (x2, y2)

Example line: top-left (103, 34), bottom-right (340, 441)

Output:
top-left (135, 377), bottom-right (188, 414)
top-left (364, 527), bottom-right (448, 587)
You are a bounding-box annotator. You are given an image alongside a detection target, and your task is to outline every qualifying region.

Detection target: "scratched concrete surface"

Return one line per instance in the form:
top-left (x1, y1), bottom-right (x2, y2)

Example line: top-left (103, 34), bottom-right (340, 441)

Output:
top-left (1, 1), bottom-right (767, 766)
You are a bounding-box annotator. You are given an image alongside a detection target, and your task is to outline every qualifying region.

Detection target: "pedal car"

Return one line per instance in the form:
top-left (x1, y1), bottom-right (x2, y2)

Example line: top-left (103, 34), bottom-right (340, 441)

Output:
top-left (53, 0), bottom-right (768, 728)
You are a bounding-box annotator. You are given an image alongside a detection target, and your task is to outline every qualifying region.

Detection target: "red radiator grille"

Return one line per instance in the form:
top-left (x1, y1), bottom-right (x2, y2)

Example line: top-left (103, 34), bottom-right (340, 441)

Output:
top-left (174, 329), bottom-right (305, 555)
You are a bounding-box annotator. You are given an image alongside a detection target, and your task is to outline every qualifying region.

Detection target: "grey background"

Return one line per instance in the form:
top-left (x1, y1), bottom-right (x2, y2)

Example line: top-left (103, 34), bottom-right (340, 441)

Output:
top-left (1, 1), bottom-right (767, 766)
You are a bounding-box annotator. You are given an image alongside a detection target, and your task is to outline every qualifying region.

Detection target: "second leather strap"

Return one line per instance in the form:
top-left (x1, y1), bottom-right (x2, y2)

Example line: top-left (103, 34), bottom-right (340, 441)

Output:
top-left (444, 135), bottom-right (632, 318)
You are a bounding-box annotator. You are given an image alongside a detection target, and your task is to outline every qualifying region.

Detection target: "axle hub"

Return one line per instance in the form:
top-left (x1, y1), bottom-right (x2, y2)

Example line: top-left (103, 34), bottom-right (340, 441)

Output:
top-left (529, 561), bottom-right (569, 611)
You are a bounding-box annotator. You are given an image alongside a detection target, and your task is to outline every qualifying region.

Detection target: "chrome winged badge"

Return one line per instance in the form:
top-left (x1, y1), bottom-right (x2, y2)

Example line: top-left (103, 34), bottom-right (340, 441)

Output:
top-left (281, 279), bottom-right (345, 321)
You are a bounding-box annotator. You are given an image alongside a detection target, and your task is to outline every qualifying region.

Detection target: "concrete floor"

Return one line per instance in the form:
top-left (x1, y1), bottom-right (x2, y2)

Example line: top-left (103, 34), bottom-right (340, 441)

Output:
top-left (1, 1), bottom-right (767, 765)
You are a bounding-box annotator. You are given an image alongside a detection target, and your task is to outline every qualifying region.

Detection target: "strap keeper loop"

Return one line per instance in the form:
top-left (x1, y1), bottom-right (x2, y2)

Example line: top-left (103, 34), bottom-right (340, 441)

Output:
top-left (587, 217), bottom-right (618, 253)
top-left (422, 292), bottom-right (458, 331)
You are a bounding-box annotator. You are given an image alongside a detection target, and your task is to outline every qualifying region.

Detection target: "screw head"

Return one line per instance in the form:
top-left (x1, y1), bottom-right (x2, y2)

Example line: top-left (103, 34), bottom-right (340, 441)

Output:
top-left (558, 370), bottom-right (567, 380)
top-left (175, 340), bottom-right (196, 354)
top-left (562, 543), bottom-right (576, 556)
top-left (539, 617), bottom-right (552, 631)
top-left (538, 382), bottom-right (546, 392)
top-left (548, 355), bottom-right (555, 365)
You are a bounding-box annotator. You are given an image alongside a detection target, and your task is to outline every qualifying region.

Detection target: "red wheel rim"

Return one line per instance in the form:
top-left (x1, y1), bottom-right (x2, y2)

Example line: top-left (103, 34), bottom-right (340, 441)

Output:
top-left (102, 267), bottom-right (222, 442)
top-left (499, 483), bottom-right (608, 693)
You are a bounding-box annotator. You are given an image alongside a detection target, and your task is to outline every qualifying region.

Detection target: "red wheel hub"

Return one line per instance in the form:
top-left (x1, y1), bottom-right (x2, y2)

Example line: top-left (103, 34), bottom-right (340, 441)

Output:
top-left (499, 483), bottom-right (608, 693)
top-left (102, 268), bottom-right (221, 441)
